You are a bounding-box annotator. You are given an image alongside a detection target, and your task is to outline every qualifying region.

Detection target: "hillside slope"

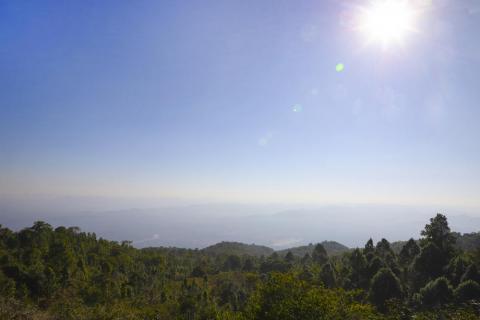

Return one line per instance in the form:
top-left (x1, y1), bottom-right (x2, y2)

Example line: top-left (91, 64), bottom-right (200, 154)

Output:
top-left (202, 241), bottom-right (274, 257)
top-left (277, 241), bottom-right (350, 257)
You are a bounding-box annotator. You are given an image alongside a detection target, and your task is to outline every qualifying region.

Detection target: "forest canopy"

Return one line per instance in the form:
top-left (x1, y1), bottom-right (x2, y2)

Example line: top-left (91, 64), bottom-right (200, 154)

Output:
top-left (1, 214), bottom-right (480, 319)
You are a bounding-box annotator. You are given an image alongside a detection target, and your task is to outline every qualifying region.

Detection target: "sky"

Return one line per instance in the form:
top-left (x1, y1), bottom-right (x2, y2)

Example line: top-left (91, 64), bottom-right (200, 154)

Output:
top-left (1, 0), bottom-right (480, 211)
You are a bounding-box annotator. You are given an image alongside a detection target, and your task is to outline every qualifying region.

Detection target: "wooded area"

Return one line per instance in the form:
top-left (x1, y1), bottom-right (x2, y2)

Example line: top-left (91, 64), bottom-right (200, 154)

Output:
top-left (1, 214), bottom-right (479, 319)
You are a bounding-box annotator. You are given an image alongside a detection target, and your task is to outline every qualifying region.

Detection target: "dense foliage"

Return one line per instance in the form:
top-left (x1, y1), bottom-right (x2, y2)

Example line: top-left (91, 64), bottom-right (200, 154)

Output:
top-left (0, 214), bottom-right (479, 319)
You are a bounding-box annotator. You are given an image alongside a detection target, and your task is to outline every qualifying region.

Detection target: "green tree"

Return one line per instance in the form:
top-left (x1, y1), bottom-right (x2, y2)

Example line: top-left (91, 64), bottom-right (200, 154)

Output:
top-left (447, 256), bottom-right (468, 286)
top-left (347, 249), bottom-right (368, 289)
top-left (242, 258), bottom-right (255, 272)
top-left (259, 259), bottom-right (290, 274)
top-left (376, 238), bottom-right (394, 258)
top-left (301, 253), bottom-right (311, 264)
top-left (319, 263), bottom-right (336, 288)
top-left (420, 214), bottom-right (456, 256)
top-left (399, 238), bottom-right (420, 266)
top-left (364, 238), bottom-right (374, 255)
top-left (0, 271), bottom-right (16, 298)
top-left (368, 268), bottom-right (402, 312)
top-left (311, 244), bottom-right (328, 265)
top-left (191, 265), bottom-right (206, 278)
top-left (223, 255), bottom-right (242, 271)
top-left (298, 266), bottom-right (313, 281)
top-left (413, 242), bottom-right (447, 282)
top-left (284, 251), bottom-right (294, 263)
top-left (416, 277), bottom-right (453, 307)
top-left (367, 256), bottom-right (384, 279)
top-left (454, 280), bottom-right (480, 302)
top-left (460, 264), bottom-right (480, 283)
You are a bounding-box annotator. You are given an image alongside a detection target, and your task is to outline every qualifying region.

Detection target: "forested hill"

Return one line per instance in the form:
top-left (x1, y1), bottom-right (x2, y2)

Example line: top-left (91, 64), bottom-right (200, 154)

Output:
top-left (202, 241), bottom-right (274, 257)
top-left (1, 214), bottom-right (480, 319)
top-left (201, 241), bottom-right (349, 257)
top-left (277, 241), bottom-right (350, 257)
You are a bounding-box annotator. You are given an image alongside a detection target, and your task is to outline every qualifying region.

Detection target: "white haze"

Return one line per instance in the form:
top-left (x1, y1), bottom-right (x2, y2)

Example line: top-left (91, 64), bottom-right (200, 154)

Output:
top-left (0, 195), bottom-right (479, 250)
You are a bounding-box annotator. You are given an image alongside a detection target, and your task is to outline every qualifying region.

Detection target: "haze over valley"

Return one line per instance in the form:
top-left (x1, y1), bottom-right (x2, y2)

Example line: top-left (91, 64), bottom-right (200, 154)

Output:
top-left (2, 196), bottom-right (479, 249)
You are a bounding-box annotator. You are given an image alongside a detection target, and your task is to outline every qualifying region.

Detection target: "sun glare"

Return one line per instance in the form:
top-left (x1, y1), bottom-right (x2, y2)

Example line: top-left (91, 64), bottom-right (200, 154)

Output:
top-left (357, 0), bottom-right (416, 48)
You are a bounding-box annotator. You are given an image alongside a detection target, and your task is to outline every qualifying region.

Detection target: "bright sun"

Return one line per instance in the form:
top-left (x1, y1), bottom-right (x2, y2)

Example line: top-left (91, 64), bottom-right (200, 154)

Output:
top-left (357, 0), bottom-right (416, 48)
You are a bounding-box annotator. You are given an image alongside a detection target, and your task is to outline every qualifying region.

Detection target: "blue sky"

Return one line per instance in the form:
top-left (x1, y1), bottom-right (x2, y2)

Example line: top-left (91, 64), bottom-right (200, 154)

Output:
top-left (1, 0), bottom-right (480, 208)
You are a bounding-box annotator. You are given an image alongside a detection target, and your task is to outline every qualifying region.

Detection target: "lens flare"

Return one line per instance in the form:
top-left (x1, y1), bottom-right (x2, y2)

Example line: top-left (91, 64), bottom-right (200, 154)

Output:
top-left (292, 104), bottom-right (303, 113)
top-left (357, 0), bottom-right (417, 48)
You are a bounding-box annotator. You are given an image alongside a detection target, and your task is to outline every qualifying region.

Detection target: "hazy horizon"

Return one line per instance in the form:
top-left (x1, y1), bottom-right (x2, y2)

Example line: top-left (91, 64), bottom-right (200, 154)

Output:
top-left (1, 194), bottom-right (479, 249)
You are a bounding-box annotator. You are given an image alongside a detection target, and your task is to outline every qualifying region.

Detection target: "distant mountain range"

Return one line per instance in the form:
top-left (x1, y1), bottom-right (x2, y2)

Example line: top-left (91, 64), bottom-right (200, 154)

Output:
top-left (1, 200), bottom-right (479, 250)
